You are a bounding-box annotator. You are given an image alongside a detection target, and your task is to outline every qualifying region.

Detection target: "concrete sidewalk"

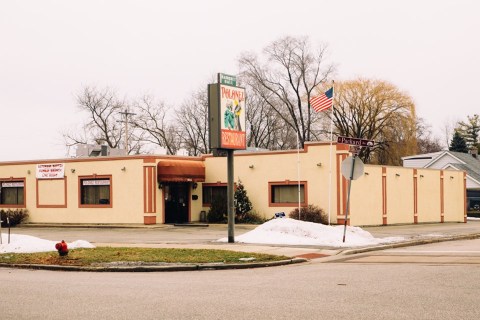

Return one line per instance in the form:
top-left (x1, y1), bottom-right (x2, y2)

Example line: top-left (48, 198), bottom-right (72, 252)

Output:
top-left (15, 220), bottom-right (480, 259)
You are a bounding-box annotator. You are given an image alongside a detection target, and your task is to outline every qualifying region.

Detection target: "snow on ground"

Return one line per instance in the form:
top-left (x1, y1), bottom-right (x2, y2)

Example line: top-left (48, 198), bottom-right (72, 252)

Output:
top-left (218, 218), bottom-right (404, 247)
top-left (467, 217), bottom-right (480, 221)
top-left (0, 234), bottom-right (95, 254)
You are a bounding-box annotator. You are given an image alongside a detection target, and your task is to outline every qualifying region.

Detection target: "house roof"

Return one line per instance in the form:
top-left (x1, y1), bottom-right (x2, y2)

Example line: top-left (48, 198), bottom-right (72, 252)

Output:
top-left (403, 150), bottom-right (480, 186)
top-left (447, 163), bottom-right (480, 185)
top-left (401, 151), bottom-right (443, 161)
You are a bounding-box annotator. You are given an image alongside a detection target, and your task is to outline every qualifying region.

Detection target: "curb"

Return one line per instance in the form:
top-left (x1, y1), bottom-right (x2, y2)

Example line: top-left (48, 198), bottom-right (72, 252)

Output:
top-left (0, 258), bottom-right (307, 272)
top-left (339, 232), bottom-right (480, 256)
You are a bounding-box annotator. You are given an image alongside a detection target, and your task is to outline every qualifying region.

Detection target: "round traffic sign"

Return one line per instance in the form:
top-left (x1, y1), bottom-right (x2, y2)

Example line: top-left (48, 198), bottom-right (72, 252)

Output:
top-left (341, 156), bottom-right (365, 180)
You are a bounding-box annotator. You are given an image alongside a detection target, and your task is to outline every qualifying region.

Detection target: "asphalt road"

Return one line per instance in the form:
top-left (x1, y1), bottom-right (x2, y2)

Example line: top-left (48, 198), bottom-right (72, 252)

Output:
top-left (1, 239), bottom-right (479, 320)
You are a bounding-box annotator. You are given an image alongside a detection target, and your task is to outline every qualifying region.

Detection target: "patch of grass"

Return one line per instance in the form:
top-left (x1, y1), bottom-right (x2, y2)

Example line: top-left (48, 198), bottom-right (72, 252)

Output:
top-left (0, 247), bottom-right (288, 266)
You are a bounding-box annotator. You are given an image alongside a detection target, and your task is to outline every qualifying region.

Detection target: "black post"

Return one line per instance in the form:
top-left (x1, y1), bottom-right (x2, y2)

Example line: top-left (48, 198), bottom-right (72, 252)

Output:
top-left (7, 217), bottom-right (10, 244)
top-left (342, 155), bottom-right (357, 243)
top-left (227, 149), bottom-right (235, 243)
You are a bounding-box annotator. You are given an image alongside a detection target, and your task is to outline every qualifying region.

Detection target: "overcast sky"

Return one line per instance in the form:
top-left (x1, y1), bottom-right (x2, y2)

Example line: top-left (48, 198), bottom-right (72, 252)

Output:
top-left (1, 0), bottom-right (478, 161)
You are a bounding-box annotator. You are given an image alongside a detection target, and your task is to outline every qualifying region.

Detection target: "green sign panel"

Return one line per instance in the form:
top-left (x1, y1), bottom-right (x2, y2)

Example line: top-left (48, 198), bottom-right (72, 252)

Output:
top-left (218, 73), bottom-right (236, 86)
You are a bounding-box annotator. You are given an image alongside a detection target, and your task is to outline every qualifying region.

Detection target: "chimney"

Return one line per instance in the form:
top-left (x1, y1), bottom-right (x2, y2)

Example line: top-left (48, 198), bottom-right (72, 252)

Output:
top-left (101, 145), bottom-right (108, 156)
top-left (469, 147), bottom-right (478, 159)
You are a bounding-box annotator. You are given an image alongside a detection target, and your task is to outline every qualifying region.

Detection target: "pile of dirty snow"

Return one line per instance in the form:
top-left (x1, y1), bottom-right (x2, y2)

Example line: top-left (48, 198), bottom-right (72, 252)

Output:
top-left (218, 218), bottom-right (403, 247)
top-left (0, 234), bottom-right (95, 253)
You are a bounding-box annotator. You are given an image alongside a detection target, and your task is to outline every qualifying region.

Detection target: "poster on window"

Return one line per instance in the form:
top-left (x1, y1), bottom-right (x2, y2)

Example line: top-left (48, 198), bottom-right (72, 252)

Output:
top-left (1, 182), bottom-right (24, 188)
top-left (219, 84), bottom-right (246, 149)
top-left (36, 163), bottom-right (65, 179)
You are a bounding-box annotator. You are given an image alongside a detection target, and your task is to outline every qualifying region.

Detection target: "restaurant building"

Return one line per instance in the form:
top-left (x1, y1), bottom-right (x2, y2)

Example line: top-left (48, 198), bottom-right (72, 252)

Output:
top-left (0, 142), bottom-right (466, 226)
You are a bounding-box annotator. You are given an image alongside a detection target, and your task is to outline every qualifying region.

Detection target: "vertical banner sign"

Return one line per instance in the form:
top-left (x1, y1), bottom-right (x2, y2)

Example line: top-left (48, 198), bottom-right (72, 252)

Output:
top-left (219, 84), bottom-right (246, 149)
top-left (208, 73), bottom-right (247, 243)
top-left (208, 73), bottom-right (247, 151)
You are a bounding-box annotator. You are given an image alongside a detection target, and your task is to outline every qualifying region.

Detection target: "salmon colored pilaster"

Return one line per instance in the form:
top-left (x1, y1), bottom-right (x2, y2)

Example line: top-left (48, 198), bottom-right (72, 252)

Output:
top-left (382, 167), bottom-right (387, 225)
top-left (413, 169), bottom-right (418, 224)
top-left (464, 172), bottom-right (467, 223)
top-left (440, 171), bottom-right (444, 223)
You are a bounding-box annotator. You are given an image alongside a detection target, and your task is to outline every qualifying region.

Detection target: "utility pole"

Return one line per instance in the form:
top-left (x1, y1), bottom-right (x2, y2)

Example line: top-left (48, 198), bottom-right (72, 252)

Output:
top-left (119, 109), bottom-right (136, 153)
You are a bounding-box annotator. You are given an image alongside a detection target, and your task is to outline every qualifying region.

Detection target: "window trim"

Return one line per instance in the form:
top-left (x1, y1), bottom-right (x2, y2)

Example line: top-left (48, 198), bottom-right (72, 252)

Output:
top-left (36, 177), bottom-right (68, 208)
top-left (0, 177), bottom-right (26, 208)
top-left (78, 175), bottom-right (113, 208)
top-left (268, 180), bottom-right (308, 207)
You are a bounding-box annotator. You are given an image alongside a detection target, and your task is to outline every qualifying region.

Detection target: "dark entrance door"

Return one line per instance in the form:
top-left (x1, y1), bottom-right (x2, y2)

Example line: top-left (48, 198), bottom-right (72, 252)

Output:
top-left (164, 182), bottom-right (189, 224)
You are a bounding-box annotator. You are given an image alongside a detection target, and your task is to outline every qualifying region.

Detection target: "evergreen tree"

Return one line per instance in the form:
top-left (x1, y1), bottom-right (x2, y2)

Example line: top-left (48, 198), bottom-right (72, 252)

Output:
top-left (457, 114), bottom-right (480, 150)
top-left (234, 180), bottom-right (253, 222)
top-left (449, 131), bottom-right (468, 153)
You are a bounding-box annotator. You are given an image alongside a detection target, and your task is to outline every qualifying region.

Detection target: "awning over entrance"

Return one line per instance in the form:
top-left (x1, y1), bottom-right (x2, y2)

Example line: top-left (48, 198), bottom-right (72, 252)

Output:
top-left (157, 160), bottom-right (205, 182)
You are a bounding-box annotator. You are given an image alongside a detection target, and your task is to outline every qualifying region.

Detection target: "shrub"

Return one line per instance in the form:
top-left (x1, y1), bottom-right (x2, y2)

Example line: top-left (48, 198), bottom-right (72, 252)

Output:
top-left (207, 196), bottom-right (227, 223)
top-left (234, 181), bottom-right (253, 223)
top-left (288, 205), bottom-right (327, 224)
top-left (238, 210), bottom-right (265, 224)
top-left (0, 209), bottom-right (29, 227)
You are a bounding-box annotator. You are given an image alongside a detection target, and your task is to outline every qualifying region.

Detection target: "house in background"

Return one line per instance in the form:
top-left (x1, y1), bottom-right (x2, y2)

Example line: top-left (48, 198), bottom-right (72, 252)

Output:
top-left (402, 149), bottom-right (480, 216)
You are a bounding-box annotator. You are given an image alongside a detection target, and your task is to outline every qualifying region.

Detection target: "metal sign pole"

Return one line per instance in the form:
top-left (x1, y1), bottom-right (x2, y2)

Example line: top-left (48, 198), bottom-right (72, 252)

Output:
top-left (342, 154), bottom-right (357, 243)
top-left (227, 149), bottom-right (235, 243)
top-left (7, 217), bottom-right (10, 244)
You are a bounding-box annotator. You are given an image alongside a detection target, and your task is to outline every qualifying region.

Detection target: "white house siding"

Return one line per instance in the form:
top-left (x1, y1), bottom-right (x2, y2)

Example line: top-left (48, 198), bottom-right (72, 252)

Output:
top-left (403, 158), bottom-right (433, 168)
top-left (427, 154), bottom-right (462, 169)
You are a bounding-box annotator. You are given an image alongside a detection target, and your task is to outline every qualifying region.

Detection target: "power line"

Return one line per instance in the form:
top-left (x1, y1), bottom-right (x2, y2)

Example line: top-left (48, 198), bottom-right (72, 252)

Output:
top-left (118, 109), bottom-right (136, 153)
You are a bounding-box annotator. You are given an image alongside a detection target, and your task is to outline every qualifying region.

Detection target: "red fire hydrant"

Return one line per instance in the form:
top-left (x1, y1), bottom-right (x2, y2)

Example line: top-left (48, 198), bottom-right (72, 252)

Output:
top-left (55, 240), bottom-right (69, 256)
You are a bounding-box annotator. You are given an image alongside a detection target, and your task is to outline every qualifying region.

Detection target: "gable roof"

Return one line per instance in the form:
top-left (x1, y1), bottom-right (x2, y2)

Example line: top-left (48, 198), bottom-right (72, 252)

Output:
top-left (446, 163), bottom-right (480, 185)
top-left (403, 150), bottom-right (480, 187)
top-left (401, 151), bottom-right (443, 161)
top-left (423, 150), bottom-right (480, 168)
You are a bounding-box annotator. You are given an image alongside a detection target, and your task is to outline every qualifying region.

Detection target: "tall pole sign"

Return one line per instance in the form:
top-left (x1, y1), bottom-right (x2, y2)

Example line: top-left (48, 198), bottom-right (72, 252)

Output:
top-left (208, 73), bottom-right (247, 243)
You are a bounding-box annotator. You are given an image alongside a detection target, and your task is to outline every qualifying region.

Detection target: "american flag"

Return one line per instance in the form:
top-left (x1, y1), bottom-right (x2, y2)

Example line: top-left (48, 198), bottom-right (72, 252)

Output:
top-left (310, 87), bottom-right (334, 112)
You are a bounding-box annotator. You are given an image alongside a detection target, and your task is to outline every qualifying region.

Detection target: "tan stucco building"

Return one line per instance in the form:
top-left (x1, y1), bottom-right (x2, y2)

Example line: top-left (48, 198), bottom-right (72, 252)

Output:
top-left (0, 142), bottom-right (467, 226)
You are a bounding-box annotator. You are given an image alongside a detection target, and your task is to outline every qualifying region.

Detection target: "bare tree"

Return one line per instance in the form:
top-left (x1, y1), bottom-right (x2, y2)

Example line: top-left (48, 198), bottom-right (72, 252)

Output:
top-left (239, 36), bottom-right (334, 149)
top-left (415, 118), bottom-right (443, 154)
top-left (332, 78), bottom-right (417, 165)
top-left (243, 85), bottom-right (291, 149)
top-left (132, 95), bottom-right (180, 155)
top-left (175, 87), bottom-right (210, 156)
top-left (442, 117), bottom-right (461, 149)
top-left (64, 86), bottom-right (127, 150)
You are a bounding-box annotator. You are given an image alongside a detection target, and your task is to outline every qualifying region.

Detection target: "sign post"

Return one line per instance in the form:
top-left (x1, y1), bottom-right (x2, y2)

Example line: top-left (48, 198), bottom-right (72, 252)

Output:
top-left (341, 155), bottom-right (365, 242)
top-left (338, 136), bottom-right (373, 243)
top-left (208, 73), bottom-right (247, 243)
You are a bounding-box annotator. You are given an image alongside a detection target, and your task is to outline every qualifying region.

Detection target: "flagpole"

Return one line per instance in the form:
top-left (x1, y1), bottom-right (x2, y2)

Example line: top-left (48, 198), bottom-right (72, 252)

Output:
top-left (327, 81), bottom-right (335, 225)
top-left (297, 130), bottom-right (301, 220)
top-left (309, 84), bottom-right (334, 224)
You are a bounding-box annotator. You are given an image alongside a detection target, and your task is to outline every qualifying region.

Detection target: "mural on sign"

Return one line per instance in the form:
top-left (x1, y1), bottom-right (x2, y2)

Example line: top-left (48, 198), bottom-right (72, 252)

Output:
top-left (220, 84), bottom-right (246, 149)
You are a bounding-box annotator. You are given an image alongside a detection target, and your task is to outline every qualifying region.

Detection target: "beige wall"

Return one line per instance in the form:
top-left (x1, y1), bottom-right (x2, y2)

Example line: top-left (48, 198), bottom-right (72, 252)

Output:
top-left (416, 169), bottom-right (442, 223)
top-left (349, 166), bottom-right (383, 226)
top-left (0, 143), bottom-right (467, 226)
top-left (0, 158), bottom-right (148, 224)
top-left (202, 144), bottom-right (466, 226)
top-left (443, 170), bottom-right (466, 222)
top-left (384, 166), bottom-right (415, 225)
top-left (203, 144), bottom-right (340, 223)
